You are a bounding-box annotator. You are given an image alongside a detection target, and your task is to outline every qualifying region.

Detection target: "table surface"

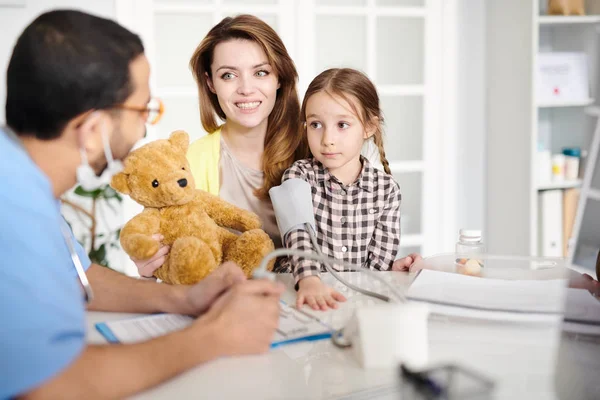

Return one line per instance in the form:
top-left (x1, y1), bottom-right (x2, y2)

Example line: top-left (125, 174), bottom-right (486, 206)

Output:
top-left (86, 271), bottom-right (575, 400)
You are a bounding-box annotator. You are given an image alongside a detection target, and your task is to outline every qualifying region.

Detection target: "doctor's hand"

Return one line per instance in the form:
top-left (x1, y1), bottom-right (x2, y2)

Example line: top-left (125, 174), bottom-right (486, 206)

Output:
top-left (132, 234), bottom-right (170, 278)
top-left (392, 253), bottom-right (423, 272)
top-left (297, 276), bottom-right (346, 311)
top-left (195, 279), bottom-right (284, 356)
top-left (180, 262), bottom-right (247, 316)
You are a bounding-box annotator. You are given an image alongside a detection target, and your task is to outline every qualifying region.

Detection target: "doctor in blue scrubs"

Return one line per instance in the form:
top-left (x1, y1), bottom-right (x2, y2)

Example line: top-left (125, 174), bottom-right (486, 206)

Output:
top-left (0, 10), bottom-right (283, 399)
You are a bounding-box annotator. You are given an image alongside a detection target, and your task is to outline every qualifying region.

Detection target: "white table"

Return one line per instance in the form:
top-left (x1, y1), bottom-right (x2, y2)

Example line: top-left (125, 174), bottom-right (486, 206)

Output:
top-left (86, 272), bottom-right (565, 399)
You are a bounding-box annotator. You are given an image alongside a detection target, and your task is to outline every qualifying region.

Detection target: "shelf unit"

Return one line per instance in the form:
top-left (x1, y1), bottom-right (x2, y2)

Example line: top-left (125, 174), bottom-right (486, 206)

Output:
top-left (486, 0), bottom-right (599, 264)
top-left (537, 180), bottom-right (582, 190)
top-left (538, 98), bottom-right (595, 108)
top-left (538, 15), bottom-right (600, 24)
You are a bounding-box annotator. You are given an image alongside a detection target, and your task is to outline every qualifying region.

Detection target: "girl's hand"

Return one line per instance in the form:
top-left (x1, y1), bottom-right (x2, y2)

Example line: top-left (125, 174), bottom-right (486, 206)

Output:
top-left (132, 234), bottom-right (170, 278)
top-left (297, 276), bottom-right (347, 311)
top-left (392, 253), bottom-right (423, 271)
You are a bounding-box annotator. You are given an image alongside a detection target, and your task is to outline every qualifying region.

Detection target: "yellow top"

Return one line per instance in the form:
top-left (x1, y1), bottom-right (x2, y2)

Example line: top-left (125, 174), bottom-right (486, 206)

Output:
top-left (187, 128), bottom-right (221, 196)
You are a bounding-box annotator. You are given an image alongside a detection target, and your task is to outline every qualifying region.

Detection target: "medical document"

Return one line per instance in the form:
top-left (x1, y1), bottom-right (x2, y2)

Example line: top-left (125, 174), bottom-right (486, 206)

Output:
top-left (407, 269), bottom-right (567, 322)
top-left (563, 288), bottom-right (600, 327)
top-left (96, 301), bottom-right (333, 348)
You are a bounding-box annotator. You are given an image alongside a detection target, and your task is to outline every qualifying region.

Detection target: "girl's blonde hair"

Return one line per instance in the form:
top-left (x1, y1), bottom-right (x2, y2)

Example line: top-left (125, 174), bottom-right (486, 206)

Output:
top-left (189, 15), bottom-right (306, 198)
top-left (300, 68), bottom-right (390, 174)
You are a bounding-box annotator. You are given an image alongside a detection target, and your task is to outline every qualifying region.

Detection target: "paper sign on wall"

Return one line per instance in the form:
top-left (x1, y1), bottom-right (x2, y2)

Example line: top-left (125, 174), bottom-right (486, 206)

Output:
top-left (537, 52), bottom-right (590, 105)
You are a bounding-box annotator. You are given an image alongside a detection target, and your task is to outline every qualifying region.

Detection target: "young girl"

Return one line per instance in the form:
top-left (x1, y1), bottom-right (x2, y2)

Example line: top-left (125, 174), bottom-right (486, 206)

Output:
top-left (279, 68), bottom-right (408, 311)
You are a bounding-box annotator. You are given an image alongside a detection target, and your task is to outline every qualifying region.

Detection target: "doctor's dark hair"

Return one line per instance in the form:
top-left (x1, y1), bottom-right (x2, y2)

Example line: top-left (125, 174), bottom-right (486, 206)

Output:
top-left (301, 68), bottom-right (391, 175)
top-left (5, 9), bottom-right (144, 140)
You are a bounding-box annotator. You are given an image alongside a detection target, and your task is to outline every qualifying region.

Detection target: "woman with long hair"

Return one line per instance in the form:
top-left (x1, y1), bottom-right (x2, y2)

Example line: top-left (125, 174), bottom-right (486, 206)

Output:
top-left (134, 15), bottom-right (306, 276)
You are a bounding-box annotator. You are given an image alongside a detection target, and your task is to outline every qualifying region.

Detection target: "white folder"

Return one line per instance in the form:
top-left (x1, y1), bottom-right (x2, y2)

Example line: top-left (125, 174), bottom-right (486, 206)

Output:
top-left (539, 190), bottom-right (564, 257)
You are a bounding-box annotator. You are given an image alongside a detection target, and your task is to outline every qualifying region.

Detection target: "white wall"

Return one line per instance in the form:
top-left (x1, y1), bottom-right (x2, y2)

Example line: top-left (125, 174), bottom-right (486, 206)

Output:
top-left (0, 0), bottom-right (116, 123)
top-left (485, 0), bottom-right (535, 255)
top-left (455, 0), bottom-right (486, 237)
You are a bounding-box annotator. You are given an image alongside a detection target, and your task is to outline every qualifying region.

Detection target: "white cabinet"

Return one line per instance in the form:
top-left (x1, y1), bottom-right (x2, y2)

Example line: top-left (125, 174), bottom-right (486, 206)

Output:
top-left (486, 0), bottom-right (600, 268)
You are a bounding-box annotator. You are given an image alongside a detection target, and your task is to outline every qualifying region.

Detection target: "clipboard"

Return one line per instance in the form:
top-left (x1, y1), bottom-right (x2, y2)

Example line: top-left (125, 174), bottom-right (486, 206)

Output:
top-left (95, 300), bottom-right (333, 348)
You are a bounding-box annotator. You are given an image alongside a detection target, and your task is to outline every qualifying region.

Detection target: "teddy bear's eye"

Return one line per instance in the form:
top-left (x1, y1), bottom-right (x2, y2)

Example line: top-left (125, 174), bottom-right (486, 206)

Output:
top-left (152, 179), bottom-right (159, 188)
top-left (181, 167), bottom-right (185, 170)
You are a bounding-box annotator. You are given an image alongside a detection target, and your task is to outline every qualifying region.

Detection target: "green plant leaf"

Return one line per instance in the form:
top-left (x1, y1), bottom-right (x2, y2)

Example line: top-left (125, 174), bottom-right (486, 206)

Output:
top-left (74, 186), bottom-right (103, 199)
top-left (88, 244), bottom-right (108, 267)
top-left (71, 183), bottom-right (122, 270)
top-left (102, 185), bottom-right (119, 199)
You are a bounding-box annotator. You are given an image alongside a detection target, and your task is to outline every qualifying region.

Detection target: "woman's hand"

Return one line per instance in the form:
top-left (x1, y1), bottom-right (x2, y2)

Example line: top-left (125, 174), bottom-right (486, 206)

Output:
top-left (132, 234), bottom-right (170, 278)
top-left (296, 276), bottom-right (346, 311)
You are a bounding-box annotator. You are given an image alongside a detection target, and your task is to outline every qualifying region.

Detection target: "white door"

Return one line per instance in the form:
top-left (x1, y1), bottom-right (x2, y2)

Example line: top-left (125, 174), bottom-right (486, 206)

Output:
top-left (116, 0), bottom-right (445, 258)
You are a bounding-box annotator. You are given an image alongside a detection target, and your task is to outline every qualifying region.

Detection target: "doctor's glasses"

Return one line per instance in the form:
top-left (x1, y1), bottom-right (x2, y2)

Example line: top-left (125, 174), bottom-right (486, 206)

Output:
top-left (112, 97), bottom-right (164, 125)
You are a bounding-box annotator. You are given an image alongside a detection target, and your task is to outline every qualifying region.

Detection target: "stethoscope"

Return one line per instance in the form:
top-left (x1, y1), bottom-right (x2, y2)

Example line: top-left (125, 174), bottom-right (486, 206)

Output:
top-left (60, 220), bottom-right (94, 304)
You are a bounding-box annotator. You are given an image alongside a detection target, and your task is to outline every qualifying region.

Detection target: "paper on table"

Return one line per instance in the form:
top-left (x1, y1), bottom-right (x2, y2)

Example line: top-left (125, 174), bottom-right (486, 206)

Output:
top-left (407, 270), bottom-right (567, 322)
top-left (97, 314), bottom-right (193, 344)
top-left (563, 288), bottom-right (600, 326)
top-left (96, 301), bottom-right (333, 348)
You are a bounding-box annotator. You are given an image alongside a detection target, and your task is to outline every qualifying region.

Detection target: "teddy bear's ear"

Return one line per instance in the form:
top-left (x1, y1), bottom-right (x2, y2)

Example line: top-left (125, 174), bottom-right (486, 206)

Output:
top-left (110, 172), bottom-right (130, 195)
top-left (168, 130), bottom-right (190, 153)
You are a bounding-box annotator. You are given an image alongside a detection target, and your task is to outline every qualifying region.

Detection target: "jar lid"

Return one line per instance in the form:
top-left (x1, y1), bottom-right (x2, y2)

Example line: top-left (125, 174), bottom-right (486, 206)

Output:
top-left (459, 229), bottom-right (482, 238)
top-left (562, 147), bottom-right (581, 157)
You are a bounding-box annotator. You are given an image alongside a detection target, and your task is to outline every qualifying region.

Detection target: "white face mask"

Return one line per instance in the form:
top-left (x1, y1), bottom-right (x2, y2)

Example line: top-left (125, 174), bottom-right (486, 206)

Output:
top-left (76, 118), bottom-right (123, 191)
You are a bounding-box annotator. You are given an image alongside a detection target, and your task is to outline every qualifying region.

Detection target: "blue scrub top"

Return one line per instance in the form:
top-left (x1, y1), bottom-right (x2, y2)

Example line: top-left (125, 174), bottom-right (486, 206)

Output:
top-left (0, 127), bottom-right (92, 399)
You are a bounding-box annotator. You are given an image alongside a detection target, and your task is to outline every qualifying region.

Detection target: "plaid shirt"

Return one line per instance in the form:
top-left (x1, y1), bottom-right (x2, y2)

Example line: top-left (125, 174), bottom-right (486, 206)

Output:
top-left (277, 157), bottom-right (401, 285)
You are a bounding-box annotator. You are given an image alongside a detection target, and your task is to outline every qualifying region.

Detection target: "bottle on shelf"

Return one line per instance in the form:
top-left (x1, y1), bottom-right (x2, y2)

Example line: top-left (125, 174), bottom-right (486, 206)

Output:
top-left (563, 147), bottom-right (581, 181)
top-left (537, 143), bottom-right (552, 185)
top-left (552, 154), bottom-right (566, 181)
top-left (455, 229), bottom-right (485, 276)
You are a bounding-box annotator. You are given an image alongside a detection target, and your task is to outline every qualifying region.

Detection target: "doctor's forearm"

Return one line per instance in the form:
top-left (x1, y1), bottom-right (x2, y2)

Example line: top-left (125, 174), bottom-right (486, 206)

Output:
top-left (86, 264), bottom-right (189, 314)
top-left (20, 325), bottom-right (221, 400)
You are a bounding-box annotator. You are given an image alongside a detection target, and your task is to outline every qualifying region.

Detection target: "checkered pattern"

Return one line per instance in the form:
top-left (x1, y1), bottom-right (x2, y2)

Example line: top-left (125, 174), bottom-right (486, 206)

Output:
top-left (276, 157), bottom-right (401, 285)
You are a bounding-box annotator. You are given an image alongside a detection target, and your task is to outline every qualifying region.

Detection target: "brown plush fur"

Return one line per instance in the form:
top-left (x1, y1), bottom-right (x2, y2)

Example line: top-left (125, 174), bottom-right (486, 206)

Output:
top-left (111, 131), bottom-right (274, 284)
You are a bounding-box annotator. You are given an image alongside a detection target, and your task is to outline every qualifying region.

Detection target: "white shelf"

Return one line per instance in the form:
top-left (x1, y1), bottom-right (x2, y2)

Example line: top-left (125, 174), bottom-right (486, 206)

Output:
top-left (538, 15), bottom-right (600, 25)
top-left (537, 180), bottom-right (582, 190)
top-left (487, 2), bottom-right (600, 257)
top-left (537, 98), bottom-right (594, 108)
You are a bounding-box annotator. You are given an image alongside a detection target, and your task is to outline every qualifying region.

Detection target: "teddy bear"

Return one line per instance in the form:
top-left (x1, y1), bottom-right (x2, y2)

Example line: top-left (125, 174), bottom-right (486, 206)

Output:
top-left (110, 130), bottom-right (275, 284)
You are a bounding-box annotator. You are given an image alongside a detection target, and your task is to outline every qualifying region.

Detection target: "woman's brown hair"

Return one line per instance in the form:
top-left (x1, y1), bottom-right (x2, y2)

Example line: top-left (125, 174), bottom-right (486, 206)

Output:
top-left (300, 68), bottom-right (390, 174)
top-left (189, 14), bottom-right (306, 199)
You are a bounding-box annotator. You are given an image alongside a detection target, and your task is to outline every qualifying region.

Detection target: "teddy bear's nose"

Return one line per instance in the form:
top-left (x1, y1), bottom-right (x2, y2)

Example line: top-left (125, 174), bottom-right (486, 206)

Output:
top-left (177, 178), bottom-right (188, 188)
